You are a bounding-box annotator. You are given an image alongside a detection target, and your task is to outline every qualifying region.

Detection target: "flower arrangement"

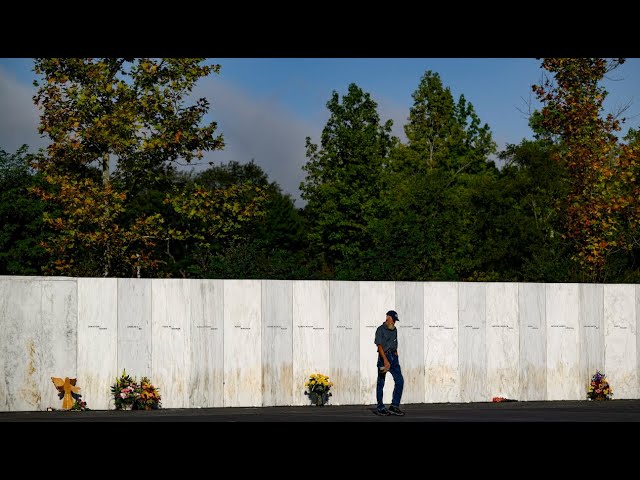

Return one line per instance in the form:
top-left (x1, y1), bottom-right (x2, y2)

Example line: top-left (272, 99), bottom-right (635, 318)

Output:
top-left (587, 370), bottom-right (613, 401)
top-left (110, 370), bottom-right (161, 410)
top-left (304, 372), bottom-right (333, 406)
top-left (70, 398), bottom-right (89, 411)
top-left (138, 376), bottom-right (162, 410)
top-left (111, 369), bottom-right (140, 410)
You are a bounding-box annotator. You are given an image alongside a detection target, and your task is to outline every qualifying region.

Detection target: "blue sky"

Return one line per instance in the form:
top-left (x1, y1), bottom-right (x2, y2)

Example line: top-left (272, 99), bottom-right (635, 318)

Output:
top-left (2, 58), bottom-right (639, 204)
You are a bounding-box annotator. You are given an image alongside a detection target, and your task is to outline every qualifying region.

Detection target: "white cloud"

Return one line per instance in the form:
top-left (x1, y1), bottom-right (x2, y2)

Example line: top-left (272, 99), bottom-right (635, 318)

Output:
top-left (192, 77), bottom-right (321, 205)
top-left (0, 66), bottom-right (47, 154)
top-left (0, 67), bottom-right (321, 205)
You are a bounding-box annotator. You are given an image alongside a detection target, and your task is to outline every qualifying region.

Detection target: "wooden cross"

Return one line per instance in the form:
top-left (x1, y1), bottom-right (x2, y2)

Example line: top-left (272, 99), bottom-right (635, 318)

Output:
top-left (51, 377), bottom-right (81, 410)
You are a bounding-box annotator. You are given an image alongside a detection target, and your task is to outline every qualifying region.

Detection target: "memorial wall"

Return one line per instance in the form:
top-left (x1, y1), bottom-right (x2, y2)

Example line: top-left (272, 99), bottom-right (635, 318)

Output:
top-left (0, 276), bottom-right (638, 411)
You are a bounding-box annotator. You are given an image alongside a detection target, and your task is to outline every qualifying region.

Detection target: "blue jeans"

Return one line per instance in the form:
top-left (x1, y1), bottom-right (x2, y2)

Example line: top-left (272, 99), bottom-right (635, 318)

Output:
top-left (376, 351), bottom-right (404, 408)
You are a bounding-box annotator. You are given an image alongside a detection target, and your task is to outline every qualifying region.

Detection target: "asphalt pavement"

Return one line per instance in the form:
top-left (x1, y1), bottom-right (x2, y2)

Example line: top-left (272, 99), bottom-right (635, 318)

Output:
top-left (2, 399), bottom-right (639, 422)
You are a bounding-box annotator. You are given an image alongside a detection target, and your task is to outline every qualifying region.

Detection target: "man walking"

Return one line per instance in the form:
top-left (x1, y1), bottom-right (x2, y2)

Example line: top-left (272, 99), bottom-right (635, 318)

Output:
top-left (374, 310), bottom-right (405, 416)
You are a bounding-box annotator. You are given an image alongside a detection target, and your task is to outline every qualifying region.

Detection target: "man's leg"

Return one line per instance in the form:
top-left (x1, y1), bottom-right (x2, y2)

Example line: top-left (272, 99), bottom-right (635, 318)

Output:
top-left (376, 357), bottom-right (386, 409)
top-left (389, 355), bottom-right (404, 408)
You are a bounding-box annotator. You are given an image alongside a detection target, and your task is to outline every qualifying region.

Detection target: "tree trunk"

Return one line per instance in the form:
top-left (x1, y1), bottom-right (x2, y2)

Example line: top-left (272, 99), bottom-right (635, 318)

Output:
top-left (102, 152), bottom-right (110, 186)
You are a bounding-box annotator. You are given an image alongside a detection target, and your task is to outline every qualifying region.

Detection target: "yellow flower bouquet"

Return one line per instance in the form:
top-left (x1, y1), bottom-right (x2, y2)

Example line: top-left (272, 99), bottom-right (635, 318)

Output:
top-left (304, 372), bottom-right (333, 406)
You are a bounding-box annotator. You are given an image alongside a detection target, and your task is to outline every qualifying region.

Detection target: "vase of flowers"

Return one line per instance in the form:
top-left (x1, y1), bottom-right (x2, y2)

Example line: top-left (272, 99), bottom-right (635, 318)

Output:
top-left (304, 373), bottom-right (333, 406)
top-left (587, 370), bottom-right (613, 401)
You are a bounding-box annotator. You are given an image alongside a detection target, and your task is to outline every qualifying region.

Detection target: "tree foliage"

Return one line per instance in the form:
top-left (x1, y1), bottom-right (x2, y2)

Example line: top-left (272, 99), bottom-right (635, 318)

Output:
top-left (33, 58), bottom-right (223, 187)
top-left (533, 58), bottom-right (640, 281)
top-left (32, 172), bottom-right (165, 276)
top-left (0, 146), bottom-right (51, 274)
top-left (300, 83), bottom-right (396, 276)
top-left (403, 70), bottom-right (496, 174)
top-left (30, 58), bottom-right (265, 277)
top-left (2, 59), bottom-right (638, 282)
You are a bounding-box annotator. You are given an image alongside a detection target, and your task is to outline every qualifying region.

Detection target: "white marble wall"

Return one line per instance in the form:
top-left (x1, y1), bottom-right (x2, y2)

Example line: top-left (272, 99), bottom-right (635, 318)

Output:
top-left (189, 279), bottom-right (224, 408)
top-left (152, 279), bottom-right (191, 408)
top-left (546, 283), bottom-right (581, 400)
top-left (293, 281), bottom-right (330, 406)
top-left (424, 282), bottom-right (460, 403)
top-left (224, 280), bottom-right (262, 407)
top-left (78, 278), bottom-right (117, 410)
top-left (604, 284), bottom-right (637, 399)
top-left (486, 283), bottom-right (519, 400)
top-left (395, 282), bottom-right (424, 404)
top-left (329, 281), bottom-right (359, 406)
top-left (262, 280), bottom-right (293, 406)
top-left (360, 281), bottom-right (395, 406)
top-left (3, 276), bottom-right (640, 412)
top-left (117, 278), bottom-right (152, 379)
top-left (579, 283), bottom-right (604, 395)
top-left (459, 282), bottom-right (486, 402)
top-left (519, 283), bottom-right (546, 401)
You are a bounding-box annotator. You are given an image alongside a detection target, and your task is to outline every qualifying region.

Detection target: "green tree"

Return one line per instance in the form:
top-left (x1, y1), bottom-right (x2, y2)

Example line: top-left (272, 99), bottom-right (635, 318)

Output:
top-left (361, 166), bottom-right (478, 280)
top-left (364, 71), bottom-right (498, 282)
top-left (496, 139), bottom-right (573, 281)
top-left (189, 160), bottom-right (308, 278)
top-left (403, 70), bottom-right (496, 174)
top-left (300, 83), bottom-right (396, 277)
top-left (31, 58), bottom-right (265, 277)
top-left (0, 145), bottom-right (51, 274)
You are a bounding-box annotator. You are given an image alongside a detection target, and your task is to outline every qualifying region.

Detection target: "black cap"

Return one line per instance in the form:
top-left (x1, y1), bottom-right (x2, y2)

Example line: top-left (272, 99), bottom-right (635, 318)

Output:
top-left (386, 310), bottom-right (399, 322)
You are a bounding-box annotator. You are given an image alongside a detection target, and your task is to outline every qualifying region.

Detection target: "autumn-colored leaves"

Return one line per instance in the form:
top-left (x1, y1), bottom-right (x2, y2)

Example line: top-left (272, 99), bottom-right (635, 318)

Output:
top-left (533, 58), bottom-right (639, 280)
top-left (29, 58), bottom-right (262, 277)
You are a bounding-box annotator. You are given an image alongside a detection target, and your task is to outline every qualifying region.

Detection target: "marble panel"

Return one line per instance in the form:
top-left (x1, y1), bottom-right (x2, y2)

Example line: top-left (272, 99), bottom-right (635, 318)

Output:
top-left (151, 279), bottom-right (191, 409)
top-left (329, 281), bottom-right (359, 406)
top-left (579, 283), bottom-right (604, 394)
top-left (518, 283), bottom-right (546, 401)
top-left (0, 278), bottom-right (42, 411)
top-left (395, 281), bottom-right (424, 404)
top-left (458, 282), bottom-right (486, 402)
top-left (40, 279), bottom-right (77, 410)
top-left (189, 279), bottom-right (224, 408)
top-left (117, 278), bottom-right (152, 379)
top-left (223, 280), bottom-right (262, 407)
top-left (293, 280), bottom-right (330, 406)
top-left (604, 284), bottom-right (637, 399)
top-left (262, 280), bottom-right (293, 406)
top-left (78, 278), bottom-right (117, 410)
top-left (546, 283), bottom-right (581, 400)
top-left (486, 283), bottom-right (519, 400)
top-left (424, 282), bottom-right (460, 403)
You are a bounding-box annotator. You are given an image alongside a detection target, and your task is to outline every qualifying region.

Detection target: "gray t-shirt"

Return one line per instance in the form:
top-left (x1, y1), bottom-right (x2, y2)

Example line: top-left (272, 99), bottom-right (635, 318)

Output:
top-left (374, 323), bottom-right (398, 354)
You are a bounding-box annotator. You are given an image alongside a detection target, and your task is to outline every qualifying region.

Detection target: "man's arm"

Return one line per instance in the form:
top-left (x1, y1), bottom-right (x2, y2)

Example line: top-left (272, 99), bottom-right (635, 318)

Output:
top-left (377, 344), bottom-right (390, 372)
